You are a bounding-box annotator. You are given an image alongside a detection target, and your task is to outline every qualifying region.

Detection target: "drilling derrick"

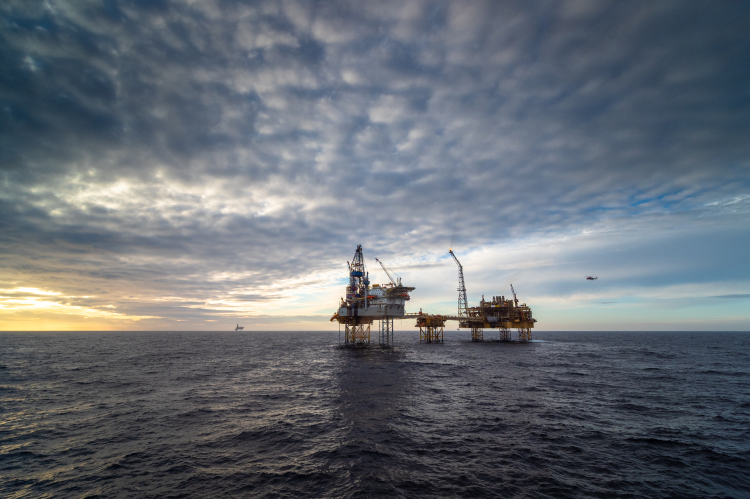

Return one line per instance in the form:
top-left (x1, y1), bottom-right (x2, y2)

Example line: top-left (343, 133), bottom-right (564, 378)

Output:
top-left (348, 244), bottom-right (369, 307)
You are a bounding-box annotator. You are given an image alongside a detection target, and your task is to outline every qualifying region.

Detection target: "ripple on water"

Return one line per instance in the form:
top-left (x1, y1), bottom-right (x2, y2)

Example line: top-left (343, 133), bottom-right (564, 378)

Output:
top-left (1, 331), bottom-right (749, 498)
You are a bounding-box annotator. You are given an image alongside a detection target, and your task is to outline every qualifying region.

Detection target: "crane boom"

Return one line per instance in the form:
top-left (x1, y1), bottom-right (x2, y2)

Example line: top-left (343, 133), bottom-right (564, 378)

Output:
top-left (510, 283), bottom-right (518, 306)
top-left (449, 249), bottom-right (468, 318)
top-left (375, 258), bottom-right (400, 286)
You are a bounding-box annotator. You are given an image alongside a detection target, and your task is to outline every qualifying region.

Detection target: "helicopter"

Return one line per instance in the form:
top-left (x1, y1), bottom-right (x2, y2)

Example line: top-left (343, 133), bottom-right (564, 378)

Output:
top-left (586, 276), bottom-right (598, 280)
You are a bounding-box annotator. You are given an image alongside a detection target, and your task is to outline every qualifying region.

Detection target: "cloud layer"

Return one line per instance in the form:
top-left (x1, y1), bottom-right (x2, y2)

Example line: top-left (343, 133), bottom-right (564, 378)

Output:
top-left (1, 0), bottom-right (749, 329)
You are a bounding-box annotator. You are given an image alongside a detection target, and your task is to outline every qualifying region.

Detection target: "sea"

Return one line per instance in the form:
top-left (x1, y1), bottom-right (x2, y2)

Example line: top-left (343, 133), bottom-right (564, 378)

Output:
top-left (1, 330), bottom-right (748, 498)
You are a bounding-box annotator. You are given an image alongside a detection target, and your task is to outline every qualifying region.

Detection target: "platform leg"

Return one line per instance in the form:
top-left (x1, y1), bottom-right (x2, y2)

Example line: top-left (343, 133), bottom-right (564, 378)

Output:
top-left (471, 327), bottom-right (483, 342)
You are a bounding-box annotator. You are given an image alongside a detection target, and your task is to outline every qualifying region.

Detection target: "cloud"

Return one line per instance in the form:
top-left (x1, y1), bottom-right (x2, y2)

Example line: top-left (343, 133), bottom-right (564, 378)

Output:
top-left (0, 0), bottom-right (748, 329)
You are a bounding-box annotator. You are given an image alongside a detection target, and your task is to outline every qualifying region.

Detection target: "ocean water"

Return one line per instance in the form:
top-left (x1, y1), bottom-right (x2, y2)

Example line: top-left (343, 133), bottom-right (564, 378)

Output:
top-left (1, 330), bottom-right (748, 498)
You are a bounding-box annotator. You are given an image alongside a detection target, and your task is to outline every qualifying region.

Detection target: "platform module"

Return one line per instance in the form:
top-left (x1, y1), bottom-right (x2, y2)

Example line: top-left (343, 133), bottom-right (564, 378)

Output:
top-left (448, 249), bottom-right (536, 342)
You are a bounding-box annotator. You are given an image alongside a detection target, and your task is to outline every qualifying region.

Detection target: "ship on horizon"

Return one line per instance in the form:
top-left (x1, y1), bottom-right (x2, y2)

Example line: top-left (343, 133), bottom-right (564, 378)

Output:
top-left (235, 324), bottom-right (244, 331)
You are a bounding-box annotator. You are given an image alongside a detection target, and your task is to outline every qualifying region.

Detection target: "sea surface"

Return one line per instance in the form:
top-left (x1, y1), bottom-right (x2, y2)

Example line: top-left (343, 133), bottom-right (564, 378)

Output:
top-left (1, 330), bottom-right (749, 498)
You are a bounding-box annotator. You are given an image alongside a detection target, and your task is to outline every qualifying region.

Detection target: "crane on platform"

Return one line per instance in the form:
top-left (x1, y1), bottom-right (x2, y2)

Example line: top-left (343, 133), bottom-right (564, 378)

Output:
top-left (449, 249), bottom-right (468, 318)
top-left (375, 258), bottom-right (401, 287)
top-left (510, 283), bottom-right (519, 306)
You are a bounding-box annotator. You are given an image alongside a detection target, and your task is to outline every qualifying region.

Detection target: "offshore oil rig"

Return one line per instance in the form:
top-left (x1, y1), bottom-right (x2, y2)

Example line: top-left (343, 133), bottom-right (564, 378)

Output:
top-left (330, 245), bottom-right (536, 345)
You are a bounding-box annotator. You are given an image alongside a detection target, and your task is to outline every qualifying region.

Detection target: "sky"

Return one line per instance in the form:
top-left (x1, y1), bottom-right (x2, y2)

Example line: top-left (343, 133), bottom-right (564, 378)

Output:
top-left (1, 0), bottom-right (749, 331)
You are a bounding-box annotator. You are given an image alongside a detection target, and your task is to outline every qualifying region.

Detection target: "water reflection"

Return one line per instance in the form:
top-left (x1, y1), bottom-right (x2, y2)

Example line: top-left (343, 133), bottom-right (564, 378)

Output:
top-left (327, 346), bottom-right (414, 495)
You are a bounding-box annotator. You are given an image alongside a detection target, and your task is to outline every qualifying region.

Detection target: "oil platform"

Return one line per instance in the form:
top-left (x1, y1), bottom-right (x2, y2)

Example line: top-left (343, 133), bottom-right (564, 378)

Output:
top-left (329, 244), bottom-right (414, 346)
top-left (331, 245), bottom-right (536, 345)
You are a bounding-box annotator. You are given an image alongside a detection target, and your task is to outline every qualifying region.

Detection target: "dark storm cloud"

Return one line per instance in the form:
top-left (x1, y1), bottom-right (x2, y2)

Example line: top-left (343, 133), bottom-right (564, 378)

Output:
top-left (1, 0), bottom-right (749, 324)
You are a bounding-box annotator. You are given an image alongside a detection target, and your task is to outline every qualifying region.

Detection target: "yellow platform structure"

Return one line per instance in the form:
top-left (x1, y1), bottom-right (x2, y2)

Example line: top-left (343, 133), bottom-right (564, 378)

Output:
top-left (415, 314), bottom-right (445, 343)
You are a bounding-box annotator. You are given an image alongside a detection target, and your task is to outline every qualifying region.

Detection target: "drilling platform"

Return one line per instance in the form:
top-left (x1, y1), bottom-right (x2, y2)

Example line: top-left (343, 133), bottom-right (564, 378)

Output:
top-left (329, 244), bottom-right (414, 346)
top-left (331, 245), bottom-right (536, 345)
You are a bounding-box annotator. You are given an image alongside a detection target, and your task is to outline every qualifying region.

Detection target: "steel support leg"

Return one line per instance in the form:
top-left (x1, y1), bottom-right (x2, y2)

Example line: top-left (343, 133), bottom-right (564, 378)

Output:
top-left (379, 317), bottom-right (394, 346)
top-left (345, 323), bottom-right (371, 344)
top-left (518, 327), bottom-right (532, 341)
top-left (471, 327), bottom-right (483, 342)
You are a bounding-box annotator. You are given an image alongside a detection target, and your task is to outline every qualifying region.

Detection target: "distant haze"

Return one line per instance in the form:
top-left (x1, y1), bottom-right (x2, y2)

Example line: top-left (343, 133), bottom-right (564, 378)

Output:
top-left (1, 1), bottom-right (748, 331)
